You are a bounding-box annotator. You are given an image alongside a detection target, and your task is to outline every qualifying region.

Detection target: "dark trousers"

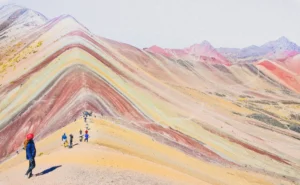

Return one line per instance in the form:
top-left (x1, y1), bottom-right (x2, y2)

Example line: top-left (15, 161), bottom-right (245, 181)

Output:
top-left (25, 159), bottom-right (36, 175)
top-left (84, 138), bottom-right (88, 142)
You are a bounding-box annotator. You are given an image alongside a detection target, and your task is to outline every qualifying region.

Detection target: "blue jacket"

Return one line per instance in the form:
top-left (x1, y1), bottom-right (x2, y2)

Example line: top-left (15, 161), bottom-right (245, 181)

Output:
top-left (85, 133), bottom-right (89, 139)
top-left (26, 140), bottom-right (36, 160)
top-left (62, 134), bottom-right (67, 140)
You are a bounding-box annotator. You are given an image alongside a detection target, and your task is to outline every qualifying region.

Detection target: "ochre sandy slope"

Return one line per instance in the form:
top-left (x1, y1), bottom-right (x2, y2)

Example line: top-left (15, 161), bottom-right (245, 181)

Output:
top-left (0, 117), bottom-right (297, 185)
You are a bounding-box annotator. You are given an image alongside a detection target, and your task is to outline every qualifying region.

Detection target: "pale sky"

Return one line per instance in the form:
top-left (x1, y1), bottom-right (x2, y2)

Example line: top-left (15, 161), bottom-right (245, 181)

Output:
top-left (1, 0), bottom-right (300, 49)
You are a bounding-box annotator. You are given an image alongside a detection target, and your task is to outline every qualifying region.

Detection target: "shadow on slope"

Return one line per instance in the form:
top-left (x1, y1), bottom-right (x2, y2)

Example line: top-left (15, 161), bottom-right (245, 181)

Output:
top-left (35, 165), bottom-right (62, 176)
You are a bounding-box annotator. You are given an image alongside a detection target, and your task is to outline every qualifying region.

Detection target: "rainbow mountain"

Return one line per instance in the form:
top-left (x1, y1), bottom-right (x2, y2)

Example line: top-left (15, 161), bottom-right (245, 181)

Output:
top-left (0, 4), bottom-right (300, 185)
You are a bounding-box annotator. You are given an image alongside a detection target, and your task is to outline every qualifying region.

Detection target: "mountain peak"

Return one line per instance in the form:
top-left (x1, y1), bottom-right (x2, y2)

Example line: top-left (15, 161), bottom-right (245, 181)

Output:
top-left (200, 40), bottom-right (212, 46)
top-left (189, 40), bottom-right (215, 53)
top-left (262, 36), bottom-right (300, 52)
top-left (277, 36), bottom-right (290, 43)
top-left (189, 40), bottom-right (213, 48)
top-left (149, 45), bottom-right (163, 49)
top-left (0, 3), bottom-right (48, 23)
top-left (0, 4), bottom-right (48, 37)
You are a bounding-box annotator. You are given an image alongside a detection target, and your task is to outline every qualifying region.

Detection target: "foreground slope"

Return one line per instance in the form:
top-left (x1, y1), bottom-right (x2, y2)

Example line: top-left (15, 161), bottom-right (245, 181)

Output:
top-left (0, 5), bottom-right (300, 185)
top-left (0, 117), bottom-right (296, 185)
top-left (0, 118), bottom-right (195, 185)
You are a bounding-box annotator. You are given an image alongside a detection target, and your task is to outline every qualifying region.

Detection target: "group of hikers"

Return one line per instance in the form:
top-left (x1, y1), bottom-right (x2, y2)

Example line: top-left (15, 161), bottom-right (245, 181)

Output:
top-left (61, 129), bottom-right (89, 148)
top-left (61, 133), bottom-right (73, 148)
top-left (60, 111), bottom-right (91, 148)
top-left (22, 111), bottom-right (93, 179)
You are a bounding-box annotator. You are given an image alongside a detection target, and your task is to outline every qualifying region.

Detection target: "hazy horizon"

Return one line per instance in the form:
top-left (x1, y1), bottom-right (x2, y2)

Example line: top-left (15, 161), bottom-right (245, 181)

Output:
top-left (1, 0), bottom-right (300, 49)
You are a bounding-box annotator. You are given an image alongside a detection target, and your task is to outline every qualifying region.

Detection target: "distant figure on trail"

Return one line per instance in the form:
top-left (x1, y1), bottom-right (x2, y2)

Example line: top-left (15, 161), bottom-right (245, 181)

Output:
top-left (79, 135), bottom-right (83, 142)
top-left (84, 116), bottom-right (87, 123)
top-left (24, 133), bottom-right (36, 179)
top-left (69, 134), bottom-right (74, 148)
top-left (84, 133), bottom-right (89, 142)
top-left (79, 129), bottom-right (83, 142)
top-left (62, 133), bottom-right (67, 147)
top-left (83, 111), bottom-right (92, 117)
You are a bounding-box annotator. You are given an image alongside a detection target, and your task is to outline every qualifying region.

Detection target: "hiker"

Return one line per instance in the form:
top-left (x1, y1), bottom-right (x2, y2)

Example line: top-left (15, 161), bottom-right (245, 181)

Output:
top-left (69, 134), bottom-right (74, 148)
top-left (79, 129), bottom-right (83, 141)
top-left (64, 140), bottom-right (69, 147)
top-left (84, 116), bottom-right (87, 123)
top-left (24, 133), bottom-right (36, 179)
top-left (79, 129), bottom-right (83, 142)
top-left (84, 133), bottom-right (89, 142)
top-left (79, 135), bottom-right (83, 142)
top-left (83, 111), bottom-right (92, 117)
top-left (62, 133), bottom-right (67, 145)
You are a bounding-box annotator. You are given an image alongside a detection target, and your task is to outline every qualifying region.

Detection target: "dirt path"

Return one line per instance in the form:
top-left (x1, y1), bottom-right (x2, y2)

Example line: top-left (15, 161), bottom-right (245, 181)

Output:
top-left (0, 161), bottom-right (182, 185)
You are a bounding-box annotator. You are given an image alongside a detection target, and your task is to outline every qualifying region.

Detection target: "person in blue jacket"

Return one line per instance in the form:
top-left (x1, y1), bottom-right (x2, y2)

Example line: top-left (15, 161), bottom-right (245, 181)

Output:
top-left (84, 133), bottom-right (89, 142)
top-left (24, 133), bottom-right (36, 179)
top-left (62, 133), bottom-right (67, 146)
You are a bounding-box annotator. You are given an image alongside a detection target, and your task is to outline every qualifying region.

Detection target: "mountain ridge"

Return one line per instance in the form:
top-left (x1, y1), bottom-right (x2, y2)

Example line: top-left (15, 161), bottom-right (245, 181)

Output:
top-left (147, 36), bottom-right (300, 64)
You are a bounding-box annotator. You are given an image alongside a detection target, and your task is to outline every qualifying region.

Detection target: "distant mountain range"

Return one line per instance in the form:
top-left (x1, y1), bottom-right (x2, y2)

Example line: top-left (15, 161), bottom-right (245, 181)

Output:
top-left (217, 36), bottom-right (300, 63)
top-left (147, 41), bottom-right (231, 65)
top-left (146, 36), bottom-right (300, 64)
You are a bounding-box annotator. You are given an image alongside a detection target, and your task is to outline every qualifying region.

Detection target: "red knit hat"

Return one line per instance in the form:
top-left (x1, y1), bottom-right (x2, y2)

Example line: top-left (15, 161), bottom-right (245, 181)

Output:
top-left (26, 133), bottom-right (34, 140)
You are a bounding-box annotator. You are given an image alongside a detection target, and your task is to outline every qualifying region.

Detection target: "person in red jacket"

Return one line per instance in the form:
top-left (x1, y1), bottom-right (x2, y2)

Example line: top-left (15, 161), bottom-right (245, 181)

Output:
top-left (24, 133), bottom-right (36, 179)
